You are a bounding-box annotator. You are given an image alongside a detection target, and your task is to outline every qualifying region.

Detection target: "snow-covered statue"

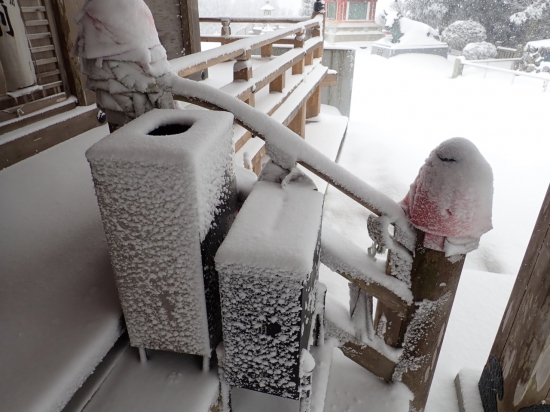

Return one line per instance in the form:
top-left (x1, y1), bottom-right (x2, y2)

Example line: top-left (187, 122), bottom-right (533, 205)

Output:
top-left (73, 0), bottom-right (174, 130)
top-left (382, 10), bottom-right (440, 44)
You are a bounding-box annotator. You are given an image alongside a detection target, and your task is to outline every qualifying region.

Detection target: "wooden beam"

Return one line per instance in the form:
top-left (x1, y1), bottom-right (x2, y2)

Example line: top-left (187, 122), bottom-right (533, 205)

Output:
top-left (292, 59), bottom-right (305, 75)
top-left (261, 44), bottom-right (273, 58)
top-left (305, 52), bottom-right (314, 66)
top-left (340, 341), bottom-right (396, 382)
top-left (179, 0), bottom-right (205, 81)
top-left (233, 50), bottom-right (253, 82)
top-left (336, 269), bottom-right (408, 315)
top-left (288, 104), bottom-right (306, 138)
top-left (0, 108), bottom-right (101, 170)
top-left (480, 185), bottom-right (550, 411)
top-left (321, 72), bottom-right (338, 87)
top-left (396, 231), bottom-right (466, 412)
top-left (269, 73), bottom-right (285, 93)
top-left (306, 85), bottom-right (321, 118)
top-left (51, 0), bottom-right (92, 106)
top-left (325, 319), bottom-right (397, 382)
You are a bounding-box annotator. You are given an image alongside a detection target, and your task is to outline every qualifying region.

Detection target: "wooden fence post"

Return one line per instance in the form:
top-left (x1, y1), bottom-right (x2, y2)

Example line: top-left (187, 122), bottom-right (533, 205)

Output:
top-left (394, 231), bottom-right (466, 412)
top-left (479, 184), bottom-right (550, 412)
top-left (312, 1), bottom-right (326, 59)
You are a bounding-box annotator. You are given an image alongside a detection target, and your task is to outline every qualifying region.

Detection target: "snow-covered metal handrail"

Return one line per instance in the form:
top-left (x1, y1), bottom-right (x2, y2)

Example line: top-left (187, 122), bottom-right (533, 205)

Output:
top-left (169, 74), bottom-right (416, 242)
top-left (453, 57), bottom-right (550, 92)
top-left (170, 15), bottom-right (323, 78)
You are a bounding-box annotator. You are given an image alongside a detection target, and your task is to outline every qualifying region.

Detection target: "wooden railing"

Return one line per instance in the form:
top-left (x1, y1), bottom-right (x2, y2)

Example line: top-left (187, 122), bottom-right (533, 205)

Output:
top-left (199, 16), bottom-right (310, 44)
top-left (171, 14), bottom-right (328, 174)
top-left (170, 13), bottom-right (466, 411)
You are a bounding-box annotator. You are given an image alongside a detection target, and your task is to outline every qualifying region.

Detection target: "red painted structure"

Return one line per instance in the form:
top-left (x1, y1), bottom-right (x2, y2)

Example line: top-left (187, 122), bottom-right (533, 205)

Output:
top-left (325, 0), bottom-right (377, 22)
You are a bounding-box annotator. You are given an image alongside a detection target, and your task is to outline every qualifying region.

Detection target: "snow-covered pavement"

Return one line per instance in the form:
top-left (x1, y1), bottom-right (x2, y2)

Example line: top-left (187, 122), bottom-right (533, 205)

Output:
top-left (321, 45), bottom-right (549, 411)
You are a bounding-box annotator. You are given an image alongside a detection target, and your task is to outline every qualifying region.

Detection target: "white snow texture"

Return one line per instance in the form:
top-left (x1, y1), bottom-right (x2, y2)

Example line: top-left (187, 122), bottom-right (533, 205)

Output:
top-left (215, 179), bottom-right (324, 399)
top-left (86, 110), bottom-right (235, 356)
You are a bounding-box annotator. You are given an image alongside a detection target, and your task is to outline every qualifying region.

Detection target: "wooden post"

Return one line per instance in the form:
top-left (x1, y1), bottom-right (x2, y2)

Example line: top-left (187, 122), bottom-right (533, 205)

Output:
top-left (233, 50), bottom-right (252, 82)
top-left (179, 0), bottom-right (206, 80)
top-left (221, 19), bottom-right (231, 36)
top-left (312, 2), bottom-right (326, 59)
top-left (306, 85), bottom-right (321, 118)
top-left (394, 231), bottom-right (466, 412)
top-left (292, 59), bottom-right (305, 75)
top-left (269, 73), bottom-right (285, 93)
top-left (261, 44), bottom-right (273, 58)
top-left (288, 104), bottom-right (306, 138)
top-left (305, 52), bottom-right (314, 66)
top-left (52, 0), bottom-right (93, 106)
top-left (479, 184), bottom-right (550, 412)
top-left (452, 58), bottom-right (464, 79)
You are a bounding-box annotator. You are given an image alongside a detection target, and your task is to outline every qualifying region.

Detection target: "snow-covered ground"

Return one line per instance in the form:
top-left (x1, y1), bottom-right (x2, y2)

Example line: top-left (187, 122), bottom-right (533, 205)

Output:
top-left (321, 43), bottom-right (549, 411)
top-left (2, 40), bottom-right (548, 412)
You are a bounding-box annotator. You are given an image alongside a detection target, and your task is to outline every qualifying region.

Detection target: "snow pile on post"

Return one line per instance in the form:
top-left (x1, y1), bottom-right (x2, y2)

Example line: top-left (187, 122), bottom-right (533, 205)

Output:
top-left (215, 173), bottom-right (323, 403)
top-left (86, 109), bottom-right (237, 357)
top-left (401, 137), bottom-right (493, 256)
top-left (73, 0), bottom-right (174, 127)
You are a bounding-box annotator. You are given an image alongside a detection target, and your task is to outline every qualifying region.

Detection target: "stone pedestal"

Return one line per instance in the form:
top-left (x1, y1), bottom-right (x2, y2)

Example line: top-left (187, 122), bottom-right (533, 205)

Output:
top-left (371, 40), bottom-right (449, 59)
top-left (86, 109), bottom-right (237, 358)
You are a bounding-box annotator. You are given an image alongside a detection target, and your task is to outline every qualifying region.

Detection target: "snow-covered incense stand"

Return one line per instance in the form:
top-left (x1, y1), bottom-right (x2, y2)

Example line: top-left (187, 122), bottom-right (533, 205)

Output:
top-left (215, 163), bottom-right (324, 411)
top-left (86, 110), bottom-right (237, 367)
top-left (371, 10), bottom-right (448, 58)
top-left (73, 0), bottom-right (174, 132)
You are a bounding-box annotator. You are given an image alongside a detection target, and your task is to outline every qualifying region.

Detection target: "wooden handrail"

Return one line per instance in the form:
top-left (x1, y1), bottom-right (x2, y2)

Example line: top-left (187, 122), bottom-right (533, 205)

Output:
top-left (169, 73), bottom-right (415, 243)
top-left (171, 15), bottom-right (322, 78)
top-left (200, 16), bottom-right (310, 24)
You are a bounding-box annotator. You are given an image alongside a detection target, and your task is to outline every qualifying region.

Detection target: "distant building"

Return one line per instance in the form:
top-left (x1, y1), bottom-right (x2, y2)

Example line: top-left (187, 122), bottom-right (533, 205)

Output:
top-left (324, 0), bottom-right (384, 43)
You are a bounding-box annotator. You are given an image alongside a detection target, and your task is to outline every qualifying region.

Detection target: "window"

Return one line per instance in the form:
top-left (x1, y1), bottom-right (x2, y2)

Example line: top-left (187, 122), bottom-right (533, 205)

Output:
top-left (348, 2), bottom-right (368, 20)
top-left (327, 2), bottom-right (337, 20)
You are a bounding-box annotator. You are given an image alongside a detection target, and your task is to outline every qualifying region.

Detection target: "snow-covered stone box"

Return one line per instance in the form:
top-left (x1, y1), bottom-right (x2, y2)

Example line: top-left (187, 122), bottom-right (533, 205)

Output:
top-left (86, 109), bottom-right (237, 358)
top-left (215, 179), bottom-right (324, 400)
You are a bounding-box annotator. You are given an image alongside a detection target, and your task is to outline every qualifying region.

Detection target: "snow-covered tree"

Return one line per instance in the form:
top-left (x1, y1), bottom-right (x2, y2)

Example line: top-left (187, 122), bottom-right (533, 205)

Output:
top-left (442, 20), bottom-right (486, 51)
top-left (463, 42), bottom-right (498, 59)
top-left (510, 0), bottom-right (548, 24)
top-left (300, 0), bottom-right (315, 16)
top-left (401, 0), bottom-right (550, 46)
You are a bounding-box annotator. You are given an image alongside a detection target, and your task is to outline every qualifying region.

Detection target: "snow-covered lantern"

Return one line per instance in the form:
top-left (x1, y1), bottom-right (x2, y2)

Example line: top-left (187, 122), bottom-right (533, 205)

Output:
top-left (260, 1), bottom-right (276, 33)
top-left (215, 169), bottom-right (323, 401)
top-left (401, 137), bottom-right (493, 255)
top-left (261, 0), bottom-right (275, 16)
top-left (86, 109), bottom-right (237, 364)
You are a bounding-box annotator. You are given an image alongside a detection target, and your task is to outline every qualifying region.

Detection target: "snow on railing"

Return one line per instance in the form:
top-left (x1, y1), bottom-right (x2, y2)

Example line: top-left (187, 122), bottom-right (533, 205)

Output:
top-left (171, 15), bottom-right (323, 78)
top-left (170, 74), bottom-right (416, 243)
top-left (452, 56), bottom-right (550, 92)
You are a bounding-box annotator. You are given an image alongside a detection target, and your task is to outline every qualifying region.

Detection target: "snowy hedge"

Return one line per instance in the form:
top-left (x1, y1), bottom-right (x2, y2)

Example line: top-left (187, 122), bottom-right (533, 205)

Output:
top-left (442, 21), bottom-right (487, 51)
top-left (463, 42), bottom-right (498, 60)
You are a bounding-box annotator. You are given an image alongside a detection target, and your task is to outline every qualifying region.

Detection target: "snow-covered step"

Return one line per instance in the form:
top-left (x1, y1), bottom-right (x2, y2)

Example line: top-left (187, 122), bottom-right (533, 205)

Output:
top-left (0, 126), bottom-right (123, 412)
top-left (80, 347), bottom-right (220, 412)
top-left (230, 339), bottom-right (337, 412)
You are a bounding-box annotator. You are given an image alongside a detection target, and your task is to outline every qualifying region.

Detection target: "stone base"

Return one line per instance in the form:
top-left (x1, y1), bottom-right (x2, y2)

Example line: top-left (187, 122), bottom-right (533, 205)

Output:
top-left (371, 41), bottom-right (449, 59)
top-left (325, 22), bottom-right (384, 43)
